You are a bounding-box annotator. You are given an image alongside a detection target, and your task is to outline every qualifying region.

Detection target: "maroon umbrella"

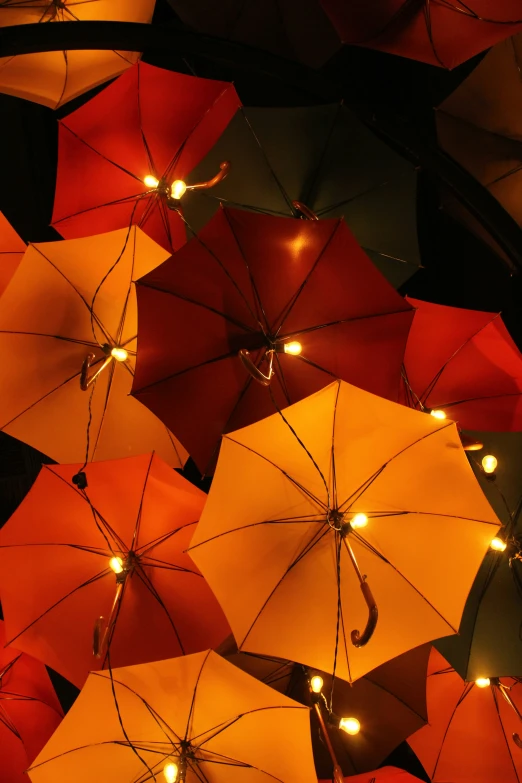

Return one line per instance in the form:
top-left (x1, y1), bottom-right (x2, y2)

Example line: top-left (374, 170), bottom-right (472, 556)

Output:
top-left (132, 207), bottom-right (414, 473)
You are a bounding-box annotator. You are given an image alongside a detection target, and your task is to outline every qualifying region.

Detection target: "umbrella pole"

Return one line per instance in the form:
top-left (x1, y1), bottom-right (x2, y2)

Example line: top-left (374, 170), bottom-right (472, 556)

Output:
top-left (80, 352), bottom-right (113, 391)
top-left (311, 695), bottom-right (344, 783)
top-left (343, 536), bottom-right (378, 647)
top-left (494, 679), bottom-right (522, 748)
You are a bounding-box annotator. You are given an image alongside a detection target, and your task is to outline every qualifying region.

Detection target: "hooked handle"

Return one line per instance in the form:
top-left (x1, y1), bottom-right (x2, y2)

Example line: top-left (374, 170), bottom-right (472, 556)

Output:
top-left (513, 733), bottom-right (522, 749)
top-left (351, 579), bottom-right (378, 647)
top-left (292, 201), bottom-right (319, 221)
top-left (188, 161), bottom-right (230, 191)
top-left (93, 616), bottom-right (105, 659)
top-left (239, 348), bottom-right (274, 386)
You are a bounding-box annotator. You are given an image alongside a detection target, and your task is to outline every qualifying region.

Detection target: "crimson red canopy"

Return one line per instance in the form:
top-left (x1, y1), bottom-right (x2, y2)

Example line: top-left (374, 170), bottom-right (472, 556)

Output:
top-left (321, 0), bottom-right (522, 69)
top-left (52, 62), bottom-right (240, 252)
top-left (132, 207), bottom-right (414, 473)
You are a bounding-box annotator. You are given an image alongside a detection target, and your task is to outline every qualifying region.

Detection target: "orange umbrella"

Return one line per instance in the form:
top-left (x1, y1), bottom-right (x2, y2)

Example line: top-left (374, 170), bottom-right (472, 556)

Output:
top-left (409, 648), bottom-right (522, 783)
top-left (28, 650), bottom-right (317, 783)
top-left (0, 226), bottom-right (186, 466)
top-left (189, 380), bottom-right (500, 683)
top-left (0, 212), bottom-right (25, 297)
top-left (0, 453), bottom-right (229, 688)
top-left (0, 0), bottom-right (155, 109)
top-left (0, 619), bottom-right (63, 783)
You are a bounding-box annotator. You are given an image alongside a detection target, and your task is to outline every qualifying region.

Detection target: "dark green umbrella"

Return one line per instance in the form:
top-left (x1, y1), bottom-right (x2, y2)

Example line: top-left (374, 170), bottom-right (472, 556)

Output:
top-left (182, 103), bottom-right (421, 288)
top-left (435, 430), bottom-right (522, 680)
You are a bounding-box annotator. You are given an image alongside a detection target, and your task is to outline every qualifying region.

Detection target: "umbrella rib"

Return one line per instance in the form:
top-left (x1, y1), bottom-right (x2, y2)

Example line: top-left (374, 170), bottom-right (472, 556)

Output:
top-left (197, 750), bottom-right (286, 783)
top-left (136, 521), bottom-right (197, 557)
top-left (271, 352), bottom-right (292, 406)
top-left (136, 65), bottom-right (157, 176)
top-left (281, 306), bottom-right (413, 337)
top-left (194, 191), bottom-right (291, 218)
top-left (188, 516), bottom-right (327, 553)
top-left (192, 705), bottom-right (306, 747)
top-left (302, 103), bottom-right (342, 208)
top-left (184, 649), bottom-right (212, 741)
top-left (132, 349), bottom-right (241, 395)
top-left (88, 361), bottom-right (117, 461)
top-left (422, 0), bottom-right (446, 69)
top-left (1, 367), bottom-right (85, 429)
top-left (491, 686), bottom-right (521, 782)
top-left (131, 565), bottom-right (186, 655)
top-left (362, 675), bottom-right (427, 722)
top-left (131, 452), bottom-right (155, 551)
top-left (429, 680), bottom-right (475, 779)
top-left (56, 49), bottom-right (69, 110)
top-left (52, 192), bottom-right (151, 226)
top-left (430, 390), bottom-right (522, 409)
top-left (315, 170), bottom-right (412, 217)
top-left (59, 123), bottom-right (143, 184)
top-left (114, 224), bottom-right (137, 347)
top-left (331, 378), bottom-right (341, 508)
top-left (0, 331), bottom-right (98, 346)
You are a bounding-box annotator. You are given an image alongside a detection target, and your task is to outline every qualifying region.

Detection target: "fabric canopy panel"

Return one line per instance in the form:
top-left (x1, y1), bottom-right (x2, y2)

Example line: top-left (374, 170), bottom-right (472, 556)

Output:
top-left (0, 0), bottom-right (156, 109)
top-left (320, 0), bottom-right (522, 69)
top-left (189, 380), bottom-right (500, 682)
top-left (0, 212), bottom-right (25, 297)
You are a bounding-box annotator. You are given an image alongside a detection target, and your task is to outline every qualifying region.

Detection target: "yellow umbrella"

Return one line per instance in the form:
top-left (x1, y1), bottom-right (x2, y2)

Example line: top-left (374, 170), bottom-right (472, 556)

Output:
top-left (28, 650), bottom-right (317, 783)
top-left (0, 226), bottom-right (186, 466)
top-left (0, 0), bottom-right (155, 109)
top-left (189, 380), bottom-right (500, 683)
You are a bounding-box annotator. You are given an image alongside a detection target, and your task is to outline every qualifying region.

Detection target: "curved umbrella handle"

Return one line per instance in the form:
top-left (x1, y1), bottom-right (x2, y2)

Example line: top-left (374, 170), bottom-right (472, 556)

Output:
top-left (513, 733), bottom-right (522, 749)
top-left (93, 581), bottom-right (124, 658)
top-left (351, 579), bottom-right (378, 647)
top-left (292, 201), bottom-right (319, 221)
top-left (187, 161), bottom-right (230, 191)
top-left (80, 353), bottom-right (112, 391)
top-left (239, 348), bottom-right (274, 386)
top-left (93, 616), bottom-right (104, 658)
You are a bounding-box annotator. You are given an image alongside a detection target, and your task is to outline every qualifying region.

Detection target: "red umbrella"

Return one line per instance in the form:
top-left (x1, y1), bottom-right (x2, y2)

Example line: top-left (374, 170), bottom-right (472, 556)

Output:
top-left (320, 770), bottom-right (425, 783)
top-left (52, 62), bottom-right (241, 252)
top-left (0, 620), bottom-right (63, 783)
top-left (0, 212), bottom-right (25, 297)
top-left (132, 207), bottom-right (414, 473)
top-left (320, 0), bottom-right (522, 69)
top-left (401, 297), bottom-right (522, 431)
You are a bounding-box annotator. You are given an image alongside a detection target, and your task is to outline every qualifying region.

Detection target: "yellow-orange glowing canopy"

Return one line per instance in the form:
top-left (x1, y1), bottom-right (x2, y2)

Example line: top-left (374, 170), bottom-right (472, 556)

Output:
top-left (189, 380), bottom-right (500, 683)
top-left (28, 650), bottom-right (317, 783)
top-left (0, 0), bottom-right (156, 108)
top-left (0, 211), bottom-right (25, 296)
top-left (0, 225), bottom-right (186, 467)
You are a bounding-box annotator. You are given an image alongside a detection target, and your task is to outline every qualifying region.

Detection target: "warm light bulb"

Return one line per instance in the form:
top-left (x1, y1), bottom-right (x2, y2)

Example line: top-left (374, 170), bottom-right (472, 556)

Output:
top-left (339, 717), bottom-right (361, 735)
top-left (170, 180), bottom-right (187, 200)
top-left (482, 455), bottom-right (498, 474)
top-left (144, 175), bottom-right (159, 188)
top-left (310, 675), bottom-right (323, 694)
top-left (164, 763), bottom-right (179, 783)
top-left (109, 556), bottom-right (123, 574)
top-left (350, 513), bottom-right (368, 530)
top-left (430, 409), bottom-right (446, 420)
top-left (111, 347), bottom-right (128, 362)
top-left (283, 341), bottom-right (302, 356)
top-left (490, 537), bottom-right (507, 553)
top-left (475, 678), bottom-right (490, 688)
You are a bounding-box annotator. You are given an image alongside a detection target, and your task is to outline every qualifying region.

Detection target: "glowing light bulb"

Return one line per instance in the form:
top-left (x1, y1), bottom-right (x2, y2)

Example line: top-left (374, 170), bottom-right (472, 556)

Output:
top-left (430, 409), bottom-right (446, 420)
top-left (339, 717), bottom-right (360, 735)
top-left (283, 341), bottom-right (302, 356)
top-left (475, 678), bottom-right (490, 688)
top-left (111, 347), bottom-right (128, 362)
top-left (482, 455), bottom-right (498, 475)
top-left (170, 180), bottom-right (187, 200)
top-left (144, 175), bottom-right (159, 188)
top-left (109, 556), bottom-right (123, 574)
top-left (310, 675), bottom-right (323, 694)
top-left (350, 513), bottom-right (368, 530)
top-left (490, 537), bottom-right (507, 553)
top-left (164, 763), bottom-right (179, 783)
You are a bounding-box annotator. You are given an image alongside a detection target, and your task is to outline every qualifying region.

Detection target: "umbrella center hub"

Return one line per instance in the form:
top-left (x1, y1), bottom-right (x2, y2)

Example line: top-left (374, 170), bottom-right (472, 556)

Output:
top-left (327, 509), bottom-right (345, 532)
top-left (115, 551), bottom-right (139, 583)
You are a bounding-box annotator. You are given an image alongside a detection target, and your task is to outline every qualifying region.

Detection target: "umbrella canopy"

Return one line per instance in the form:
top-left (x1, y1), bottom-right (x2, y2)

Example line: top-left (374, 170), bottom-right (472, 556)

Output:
top-left (0, 620), bottom-right (63, 783)
top-left (132, 207), bottom-right (415, 474)
top-left (0, 212), bottom-right (25, 297)
top-left (437, 34), bottom-right (522, 227)
top-left (188, 379), bottom-right (500, 683)
top-left (435, 430), bottom-right (522, 680)
top-left (0, 0), bottom-right (155, 109)
top-left (321, 769), bottom-right (425, 783)
top-left (401, 297), bottom-right (522, 430)
top-left (320, 0), bottom-right (522, 69)
top-left (182, 103), bottom-right (421, 288)
top-left (52, 62), bottom-right (241, 252)
top-left (0, 225), bottom-right (187, 466)
top-left (169, 0), bottom-right (340, 68)
top-left (27, 649), bottom-right (317, 783)
top-left (0, 453), bottom-right (229, 688)
top-left (409, 648), bottom-right (522, 783)
top-left (220, 640), bottom-right (430, 776)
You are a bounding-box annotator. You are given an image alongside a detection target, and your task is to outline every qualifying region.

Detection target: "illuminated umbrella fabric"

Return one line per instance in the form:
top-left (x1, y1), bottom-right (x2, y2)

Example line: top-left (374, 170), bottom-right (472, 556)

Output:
top-left (437, 34), bottom-right (522, 227)
top-left (409, 648), bottom-right (522, 783)
top-left (401, 297), bottom-right (522, 430)
top-left (183, 104), bottom-right (421, 288)
top-left (435, 430), bottom-right (522, 680)
top-left (0, 212), bottom-right (25, 296)
top-left (0, 226), bottom-right (187, 467)
top-left (321, 770), bottom-right (425, 783)
top-left (0, 453), bottom-right (229, 688)
top-left (52, 62), bottom-right (241, 252)
top-left (169, 0), bottom-right (341, 68)
top-left (132, 207), bottom-right (414, 474)
top-left (0, 0), bottom-right (156, 109)
top-left (220, 640), bottom-right (430, 776)
top-left (27, 650), bottom-right (318, 783)
top-left (0, 620), bottom-right (63, 783)
top-left (188, 380), bottom-right (500, 683)
top-left (320, 0), bottom-right (522, 69)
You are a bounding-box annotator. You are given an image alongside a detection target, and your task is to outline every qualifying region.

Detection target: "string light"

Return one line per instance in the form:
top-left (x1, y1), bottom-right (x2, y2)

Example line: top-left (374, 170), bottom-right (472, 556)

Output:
top-left (109, 557), bottom-right (123, 574)
top-left (144, 175), bottom-right (159, 188)
top-left (164, 762), bottom-right (179, 783)
top-left (170, 180), bottom-right (187, 200)
top-left (339, 717), bottom-right (361, 735)
top-left (111, 347), bottom-right (128, 362)
top-left (310, 675), bottom-right (324, 694)
top-left (475, 678), bottom-right (490, 688)
top-left (430, 409), bottom-right (446, 420)
top-left (482, 455), bottom-right (498, 475)
top-left (490, 537), bottom-right (507, 553)
top-left (283, 341), bottom-right (302, 356)
top-left (350, 513), bottom-right (368, 530)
